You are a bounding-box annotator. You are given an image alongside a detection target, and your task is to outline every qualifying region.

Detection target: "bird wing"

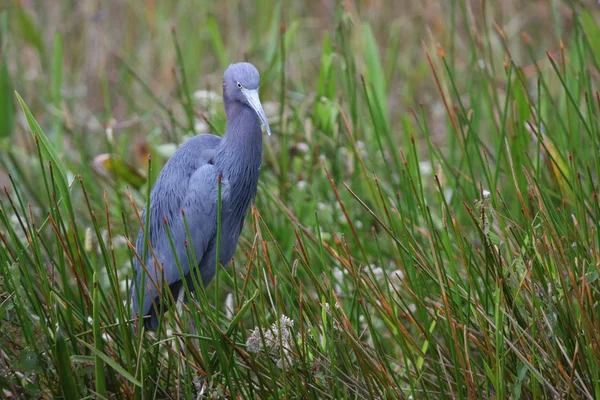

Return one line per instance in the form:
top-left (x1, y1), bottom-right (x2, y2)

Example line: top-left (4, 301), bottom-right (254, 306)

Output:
top-left (132, 161), bottom-right (229, 320)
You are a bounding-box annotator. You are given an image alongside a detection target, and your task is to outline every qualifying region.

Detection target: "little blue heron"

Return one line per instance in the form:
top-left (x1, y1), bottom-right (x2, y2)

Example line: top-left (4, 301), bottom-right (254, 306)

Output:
top-left (131, 62), bottom-right (271, 329)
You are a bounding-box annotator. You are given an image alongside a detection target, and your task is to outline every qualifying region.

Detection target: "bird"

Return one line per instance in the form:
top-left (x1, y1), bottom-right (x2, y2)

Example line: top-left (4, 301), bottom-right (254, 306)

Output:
top-left (130, 62), bottom-right (271, 329)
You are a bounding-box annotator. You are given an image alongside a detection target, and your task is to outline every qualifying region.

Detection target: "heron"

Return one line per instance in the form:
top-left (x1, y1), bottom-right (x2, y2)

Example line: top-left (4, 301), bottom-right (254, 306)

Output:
top-left (131, 62), bottom-right (271, 329)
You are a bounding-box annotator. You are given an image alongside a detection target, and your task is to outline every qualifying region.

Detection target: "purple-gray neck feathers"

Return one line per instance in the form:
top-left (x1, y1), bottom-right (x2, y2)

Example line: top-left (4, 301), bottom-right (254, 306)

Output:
top-left (217, 102), bottom-right (263, 213)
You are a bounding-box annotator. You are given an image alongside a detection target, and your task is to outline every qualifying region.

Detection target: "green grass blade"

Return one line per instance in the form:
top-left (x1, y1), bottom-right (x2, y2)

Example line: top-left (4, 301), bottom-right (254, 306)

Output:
top-left (93, 272), bottom-right (107, 397)
top-left (80, 341), bottom-right (142, 388)
top-left (14, 92), bottom-right (71, 211)
top-left (0, 57), bottom-right (14, 139)
top-left (51, 32), bottom-right (63, 153)
top-left (55, 329), bottom-right (80, 399)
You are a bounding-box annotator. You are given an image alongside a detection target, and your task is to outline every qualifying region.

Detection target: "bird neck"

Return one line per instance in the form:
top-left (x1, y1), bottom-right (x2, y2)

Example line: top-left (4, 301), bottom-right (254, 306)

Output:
top-left (217, 102), bottom-right (263, 179)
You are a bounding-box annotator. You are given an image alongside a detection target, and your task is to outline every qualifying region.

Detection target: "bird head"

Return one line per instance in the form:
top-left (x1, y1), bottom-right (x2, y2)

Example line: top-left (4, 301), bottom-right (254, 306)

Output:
top-left (223, 62), bottom-right (271, 136)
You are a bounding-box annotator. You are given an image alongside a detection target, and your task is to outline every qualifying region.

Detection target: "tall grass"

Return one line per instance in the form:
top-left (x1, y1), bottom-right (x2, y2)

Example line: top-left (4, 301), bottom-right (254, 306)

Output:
top-left (1, 0), bottom-right (599, 398)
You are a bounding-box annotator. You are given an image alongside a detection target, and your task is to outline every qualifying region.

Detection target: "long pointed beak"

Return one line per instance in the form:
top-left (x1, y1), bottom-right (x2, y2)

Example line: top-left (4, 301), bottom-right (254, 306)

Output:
top-left (242, 88), bottom-right (271, 136)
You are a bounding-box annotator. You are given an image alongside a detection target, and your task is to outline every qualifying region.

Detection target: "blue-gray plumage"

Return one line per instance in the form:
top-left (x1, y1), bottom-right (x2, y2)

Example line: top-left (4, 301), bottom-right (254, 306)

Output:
top-left (131, 62), bottom-right (271, 329)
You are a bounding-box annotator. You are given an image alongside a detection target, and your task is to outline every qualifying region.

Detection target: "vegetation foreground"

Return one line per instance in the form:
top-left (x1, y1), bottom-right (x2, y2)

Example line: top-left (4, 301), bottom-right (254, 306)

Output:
top-left (1, 0), bottom-right (600, 398)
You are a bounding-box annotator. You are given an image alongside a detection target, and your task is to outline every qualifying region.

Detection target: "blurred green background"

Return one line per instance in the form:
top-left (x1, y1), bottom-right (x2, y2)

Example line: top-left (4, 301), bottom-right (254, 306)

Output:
top-left (1, 0), bottom-right (575, 167)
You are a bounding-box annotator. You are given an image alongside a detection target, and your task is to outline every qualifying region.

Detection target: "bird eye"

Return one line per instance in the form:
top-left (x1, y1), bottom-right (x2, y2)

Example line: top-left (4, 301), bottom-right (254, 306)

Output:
top-left (236, 82), bottom-right (242, 89)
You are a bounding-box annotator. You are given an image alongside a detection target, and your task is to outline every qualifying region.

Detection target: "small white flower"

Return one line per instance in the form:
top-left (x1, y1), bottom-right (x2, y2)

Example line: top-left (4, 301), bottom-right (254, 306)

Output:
top-left (296, 180), bottom-right (307, 190)
top-left (194, 120), bottom-right (209, 134)
top-left (391, 269), bottom-right (404, 281)
top-left (84, 227), bottom-right (93, 253)
top-left (262, 101), bottom-right (279, 118)
top-left (318, 228), bottom-right (331, 241)
top-left (482, 189), bottom-right (491, 199)
top-left (224, 293), bottom-right (234, 319)
top-left (119, 279), bottom-right (129, 293)
top-left (105, 126), bottom-right (113, 143)
top-left (444, 188), bottom-right (454, 202)
top-left (355, 140), bottom-right (367, 158)
top-left (295, 142), bottom-right (309, 153)
top-left (112, 235), bottom-right (128, 248)
top-left (359, 315), bottom-right (366, 325)
top-left (67, 171), bottom-right (75, 186)
top-left (193, 90), bottom-right (220, 102)
top-left (368, 265), bottom-right (384, 281)
top-left (419, 161), bottom-right (433, 176)
top-left (246, 315), bottom-right (295, 369)
top-left (332, 268), bottom-right (345, 284)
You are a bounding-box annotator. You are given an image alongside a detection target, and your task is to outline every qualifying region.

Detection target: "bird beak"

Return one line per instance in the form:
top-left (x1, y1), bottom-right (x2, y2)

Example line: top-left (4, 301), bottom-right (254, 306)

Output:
top-left (242, 88), bottom-right (271, 136)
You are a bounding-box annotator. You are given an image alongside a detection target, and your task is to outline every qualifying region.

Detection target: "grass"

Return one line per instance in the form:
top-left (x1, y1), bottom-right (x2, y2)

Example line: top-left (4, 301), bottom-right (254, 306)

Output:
top-left (1, 0), bottom-right (600, 398)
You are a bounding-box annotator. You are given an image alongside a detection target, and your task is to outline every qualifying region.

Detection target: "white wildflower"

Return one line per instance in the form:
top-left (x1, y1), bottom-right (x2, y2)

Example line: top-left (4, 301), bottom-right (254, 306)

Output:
top-left (119, 279), bottom-right (129, 294)
top-left (105, 126), bottom-right (113, 143)
top-left (67, 171), bottom-right (75, 186)
top-left (444, 188), bottom-right (454, 202)
top-left (295, 142), bottom-right (309, 153)
top-left (368, 265), bottom-right (384, 280)
top-left (318, 228), bottom-right (331, 241)
top-left (296, 180), bottom-right (307, 190)
top-left (84, 227), bottom-right (93, 253)
top-left (332, 268), bottom-right (345, 285)
top-left (193, 90), bottom-right (220, 103)
top-left (194, 120), bottom-right (209, 134)
top-left (316, 202), bottom-right (329, 211)
top-left (418, 161), bottom-right (433, 176)
top-left (155, 143), bottom-right (178, 158)
top-left (224, 293), bottom-right (234, 319)
top-left (388, 269), bottom-right (405, 290)
top-left (246, 315), bottom-right (295, 369)
top-left (112, 235), bottom-right (128, 248)
top-left (262, 101), bottom-right (279, 118)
